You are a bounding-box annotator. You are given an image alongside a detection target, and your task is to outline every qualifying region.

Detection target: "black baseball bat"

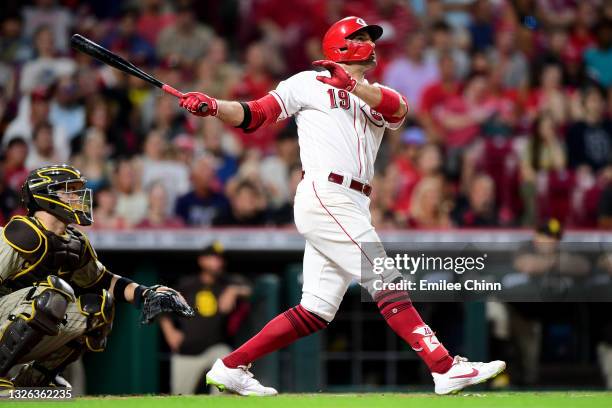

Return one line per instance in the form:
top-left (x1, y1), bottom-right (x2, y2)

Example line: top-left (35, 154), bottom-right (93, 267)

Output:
top-left (70, 34), bottom-right (207, 111)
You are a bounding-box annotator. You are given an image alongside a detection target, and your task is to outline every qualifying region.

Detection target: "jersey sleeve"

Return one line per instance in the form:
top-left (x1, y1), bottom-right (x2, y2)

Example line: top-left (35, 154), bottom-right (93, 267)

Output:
top-left (268, 72), bottom-right (309, 121)
top-left (0, 235), bottom-right (24, 284)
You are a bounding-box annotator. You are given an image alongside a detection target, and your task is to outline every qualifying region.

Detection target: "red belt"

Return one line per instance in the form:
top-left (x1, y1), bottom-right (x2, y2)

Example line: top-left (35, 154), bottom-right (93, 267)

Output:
top-left (301, 171), bottom-right (372, 197)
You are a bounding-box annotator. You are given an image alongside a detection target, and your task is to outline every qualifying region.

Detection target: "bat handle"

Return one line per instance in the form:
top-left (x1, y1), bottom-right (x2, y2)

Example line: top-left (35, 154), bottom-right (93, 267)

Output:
top-left (162, 84), bottom-right (208, 113)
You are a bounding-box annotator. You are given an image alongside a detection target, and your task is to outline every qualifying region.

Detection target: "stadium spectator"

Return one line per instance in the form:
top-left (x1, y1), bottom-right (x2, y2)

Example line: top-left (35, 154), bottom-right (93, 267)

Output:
top-left (451, 173), bottom-right (498, 227)
top-left (25, 121), bottom-right (60, 170)
top-left (4, 86), bottom-right (69, 161)
top-left (160, 242), bottom-right (251, 394)
top-left (199, 121), bottom-right (239, 185)
top-left (0, 14), bottom-right (32, 64)
top-left (384, 32), bottom-right (439, 109)
top-left (0, 168), bottom-right (19, 225)
top-left (407, 175), bottom-right (451, 228)
top-left (136, 0), bottom-right (177, 45)
top-left (137, 130), bottom-right (190, 205)
top-left (526, 63), bottom-right (571, 125)
top-left (191, 38), bottom-right (240, 99)
top-left (175, 155), bottom-right (229, 227)
top-left (213, 179), bottom-right (268, 226)
top-left (2, 138), bottom-right (29, 191)
top-left (391, 128), bottom-right (433, 217)
top-left (22, 0), bottom-right (73, 54)
top-left (148, 95), bottom-right (188, 141)
top-left (19, 25), bottom-right (75, 94)
top-left (468, 0), bottom-right (495, 51)
top-left (114, 159), bottom-right (148, 227)
top-left (433, 72), bottom-right (496, 176)
top-left (71, 128), bottom-right (111, 192)
top-left (566, 86), bottom-right (612, 173)
top-left (487, 26), bottom-right (529, 90)
top-left (268, 165), bottom-right (303, 226)
top-left (568, 2), bottom-right (596, 60)
top-left (425, 20), bottom-right (469, 80)
top-left (156, 2), bottom-right (215, 68)
top-left (91, 184), bottom-right (125, 230)
top-left (584, 18), bottom-right (612, 88)
top-left (260, 126), bottom-right (300, 208)
top-left (101, 7), bottom-right (156, 67)
top-left (137, 181), bottom-right (184, 228)
top-left (230, 42), bottom-right (282, 153)
top-left (519, 113), bottom-right (567, 224)
top-left (419, 53), bottom-right (460, 142)
top-left (49, 75), bottom-right (86, 141)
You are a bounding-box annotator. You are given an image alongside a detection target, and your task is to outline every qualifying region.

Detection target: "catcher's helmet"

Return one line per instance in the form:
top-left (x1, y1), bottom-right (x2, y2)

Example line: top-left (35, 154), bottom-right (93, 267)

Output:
top-left (322, 16), bottom-right (383, 63)
top-left (21, 164), bottom-right (93, 226)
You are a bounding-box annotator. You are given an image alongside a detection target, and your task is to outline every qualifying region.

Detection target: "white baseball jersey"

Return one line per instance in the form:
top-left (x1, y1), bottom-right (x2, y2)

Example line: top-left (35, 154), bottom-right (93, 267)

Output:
top-left (269, 70), bottom-right (404, 183)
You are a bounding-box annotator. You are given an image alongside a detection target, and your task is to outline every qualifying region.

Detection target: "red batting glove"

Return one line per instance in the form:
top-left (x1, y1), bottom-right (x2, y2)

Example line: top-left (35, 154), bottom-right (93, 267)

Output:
top-left (179, 92), bottom-right (218, 117)
top-left (312, 60), bottom-right (357, 92)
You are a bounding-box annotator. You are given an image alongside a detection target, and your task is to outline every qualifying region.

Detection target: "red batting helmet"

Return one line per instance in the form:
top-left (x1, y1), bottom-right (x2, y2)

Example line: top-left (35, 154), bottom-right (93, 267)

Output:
top-left (322, 16), bottom-right (383, 63)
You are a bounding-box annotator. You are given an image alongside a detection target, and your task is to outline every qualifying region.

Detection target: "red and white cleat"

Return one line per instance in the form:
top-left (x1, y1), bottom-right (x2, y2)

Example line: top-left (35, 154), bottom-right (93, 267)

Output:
top-left (432, 356), bottom-right (506, 395)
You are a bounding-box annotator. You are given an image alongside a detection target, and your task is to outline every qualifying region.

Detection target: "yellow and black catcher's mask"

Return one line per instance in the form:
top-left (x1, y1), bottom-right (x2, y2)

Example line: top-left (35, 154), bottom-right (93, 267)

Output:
top-left (21, 165), bottom-right (93, 226)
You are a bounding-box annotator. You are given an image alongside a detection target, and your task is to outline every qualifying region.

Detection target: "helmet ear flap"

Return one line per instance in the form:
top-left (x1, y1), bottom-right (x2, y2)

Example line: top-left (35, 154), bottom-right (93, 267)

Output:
top-left (21, 180), bottom-right (39, 215)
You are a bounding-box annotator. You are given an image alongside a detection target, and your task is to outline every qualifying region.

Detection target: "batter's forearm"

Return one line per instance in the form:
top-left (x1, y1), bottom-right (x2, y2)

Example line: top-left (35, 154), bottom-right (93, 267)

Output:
top-left (216, 100), bottom-right (245, 126)
top-left (352, 83), bottom-right (407, 117)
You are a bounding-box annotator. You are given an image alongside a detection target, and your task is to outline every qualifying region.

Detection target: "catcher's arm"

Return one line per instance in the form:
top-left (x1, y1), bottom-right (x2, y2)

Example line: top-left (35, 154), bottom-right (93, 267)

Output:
top-left (108, 273), bottom-right (195, 324)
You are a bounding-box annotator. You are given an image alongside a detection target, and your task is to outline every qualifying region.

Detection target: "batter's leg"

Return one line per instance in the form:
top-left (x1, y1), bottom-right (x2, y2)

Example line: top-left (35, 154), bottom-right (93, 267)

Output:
top-left (205, 242), bottom-right (347, 396)
top-left (220, 242), bottom-right (344, 368)
top-left (303, 183), bottom-right (505, 394)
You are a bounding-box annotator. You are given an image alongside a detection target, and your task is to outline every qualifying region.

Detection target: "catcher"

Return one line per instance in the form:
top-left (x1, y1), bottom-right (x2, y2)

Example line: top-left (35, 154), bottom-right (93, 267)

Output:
top-left (0, 164), bottom-right (194, 390)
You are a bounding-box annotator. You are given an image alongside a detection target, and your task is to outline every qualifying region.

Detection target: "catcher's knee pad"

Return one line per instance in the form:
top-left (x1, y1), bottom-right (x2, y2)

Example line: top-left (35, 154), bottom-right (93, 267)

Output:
top-left (77, 290), bottom-right (114, 352)
top-left (0, 278), bottom-right (74, 376)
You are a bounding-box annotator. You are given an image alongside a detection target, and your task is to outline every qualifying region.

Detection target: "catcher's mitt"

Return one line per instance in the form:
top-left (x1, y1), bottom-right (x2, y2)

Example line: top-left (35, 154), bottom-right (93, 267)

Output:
top-left (140, 285), bottom-right (195, 325)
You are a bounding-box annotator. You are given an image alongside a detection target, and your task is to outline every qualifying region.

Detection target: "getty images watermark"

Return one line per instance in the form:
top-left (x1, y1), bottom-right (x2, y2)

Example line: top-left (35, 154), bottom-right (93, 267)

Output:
top-left (371, 252), bottom-right (501, 292)
top-left (360, 242), bottom-right (612, 302)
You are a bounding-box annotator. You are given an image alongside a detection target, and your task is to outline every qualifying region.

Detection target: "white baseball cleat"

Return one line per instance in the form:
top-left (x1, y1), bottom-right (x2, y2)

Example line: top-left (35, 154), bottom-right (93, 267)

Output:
top-left (432, 356), bottom-right (506, 395)
top-left (205, 359), bottom-right (278, 396)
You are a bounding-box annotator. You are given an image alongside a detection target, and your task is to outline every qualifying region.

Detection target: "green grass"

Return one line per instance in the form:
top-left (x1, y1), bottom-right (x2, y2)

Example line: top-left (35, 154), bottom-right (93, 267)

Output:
top-left (3, 392), bottom-right (611, 408)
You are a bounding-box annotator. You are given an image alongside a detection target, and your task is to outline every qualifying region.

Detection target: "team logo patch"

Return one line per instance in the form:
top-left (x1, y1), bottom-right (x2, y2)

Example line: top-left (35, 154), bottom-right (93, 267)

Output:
top-left (196, 290), bottom-right (217, 317)
top-left (356, 18), bottom-right (366, 26)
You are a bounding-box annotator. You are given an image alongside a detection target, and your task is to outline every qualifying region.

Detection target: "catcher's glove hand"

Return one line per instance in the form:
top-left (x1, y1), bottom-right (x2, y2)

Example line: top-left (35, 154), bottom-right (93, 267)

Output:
top-left (140, 285), bottom-right (195, 325)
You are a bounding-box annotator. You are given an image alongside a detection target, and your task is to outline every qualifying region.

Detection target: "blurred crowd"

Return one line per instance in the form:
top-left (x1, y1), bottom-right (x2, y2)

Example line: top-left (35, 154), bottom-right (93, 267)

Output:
top-left (0, 0), bottom-right (611, 229)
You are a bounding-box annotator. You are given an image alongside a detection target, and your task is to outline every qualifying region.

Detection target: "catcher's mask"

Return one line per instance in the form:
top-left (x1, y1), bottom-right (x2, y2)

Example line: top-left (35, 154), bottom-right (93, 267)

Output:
top-left (22, 165), bottom-right (93, 226)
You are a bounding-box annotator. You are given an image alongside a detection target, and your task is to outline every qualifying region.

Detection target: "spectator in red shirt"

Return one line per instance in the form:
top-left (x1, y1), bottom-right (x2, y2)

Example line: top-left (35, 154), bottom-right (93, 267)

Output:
top-left (2, 138), bottom-right (29, 192)
top-left (136, 0), bottom-right (176, 45)
top-left (419, 53), bottom-right (460, 143)
top-left (392, 129), bottom-right (444, 218)
top-left (230, 42), bottom-right (283, 154)
top-left (568, 2), bottom-right (596, 58)
top-left (407, 176), bottom-right (451, 228)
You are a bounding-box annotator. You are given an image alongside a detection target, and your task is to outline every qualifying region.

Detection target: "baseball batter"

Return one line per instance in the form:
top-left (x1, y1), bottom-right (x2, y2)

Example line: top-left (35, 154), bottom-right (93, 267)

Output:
top-left (0, 165), bottom-right (193, 390)
top-left (179, 16), bottom-right (505, 395)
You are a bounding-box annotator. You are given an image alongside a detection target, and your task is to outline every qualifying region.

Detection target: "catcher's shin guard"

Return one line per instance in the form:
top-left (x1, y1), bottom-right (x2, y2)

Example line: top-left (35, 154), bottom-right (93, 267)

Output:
top-left (0, 278), bottom-right (74, 376)
top-left (12, 342), bottom-right (83, 387)
top-left (77, 290), bottom-right (114, 352)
